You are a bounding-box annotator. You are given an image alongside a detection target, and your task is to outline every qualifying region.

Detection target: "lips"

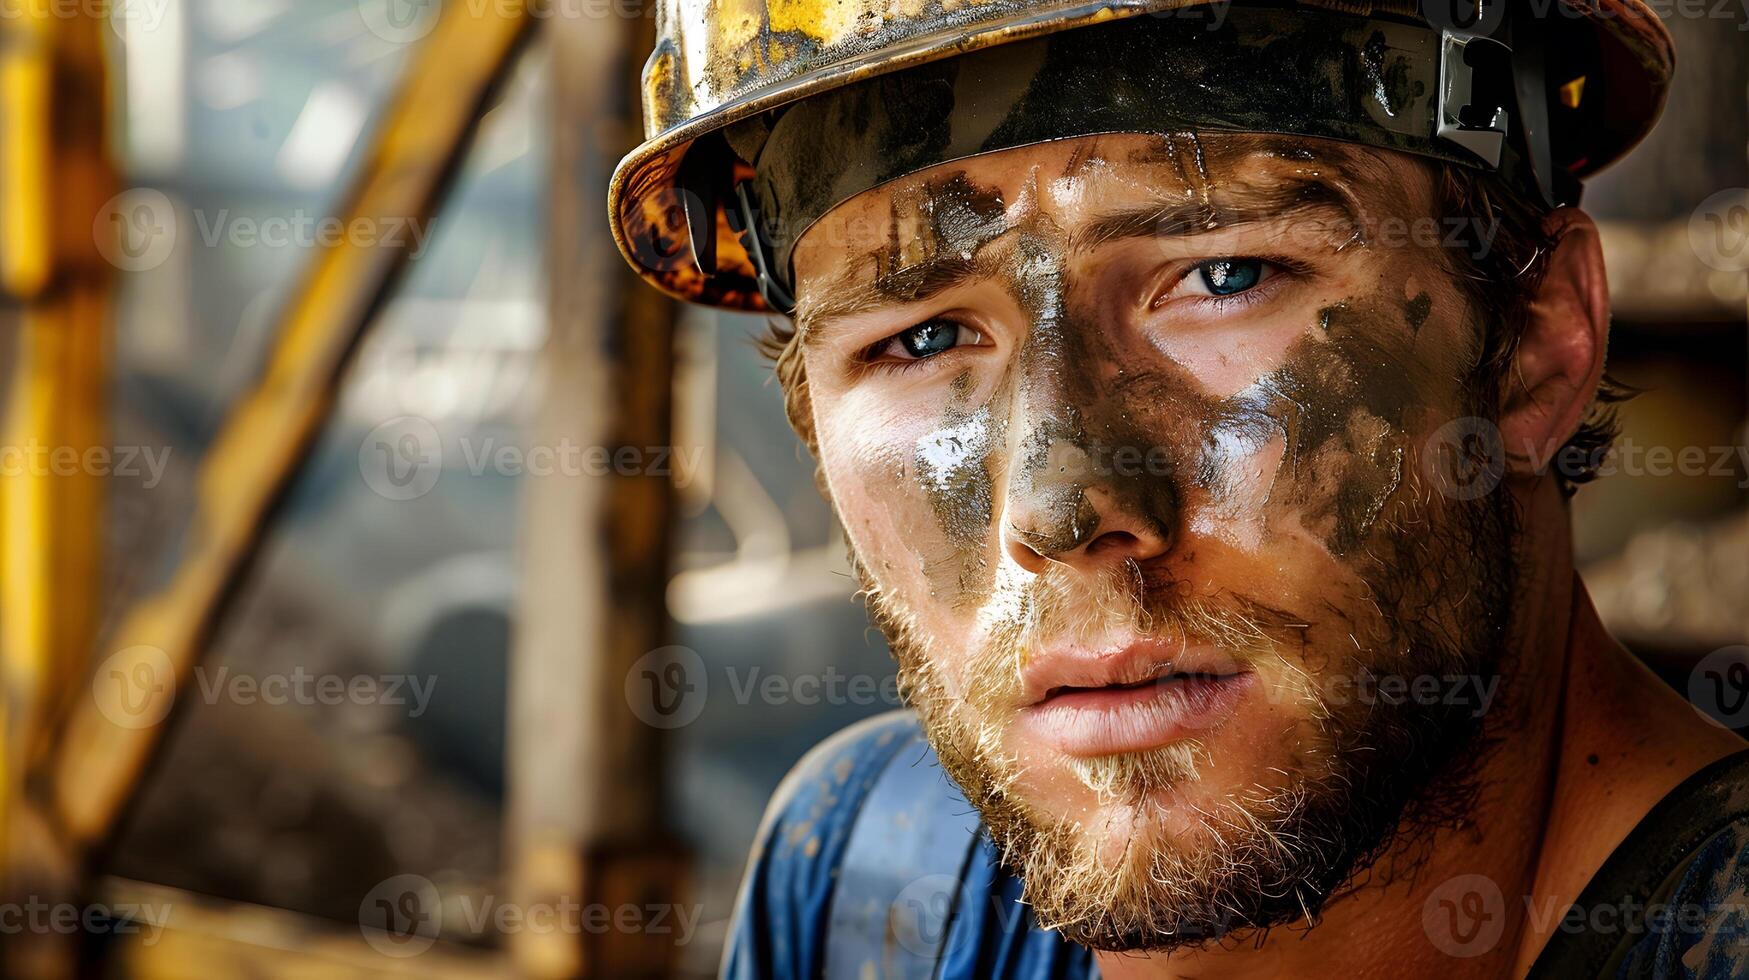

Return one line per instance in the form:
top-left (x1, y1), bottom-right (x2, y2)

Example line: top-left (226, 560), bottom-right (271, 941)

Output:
top-left (1017, 639), bottom-right (1254, 756)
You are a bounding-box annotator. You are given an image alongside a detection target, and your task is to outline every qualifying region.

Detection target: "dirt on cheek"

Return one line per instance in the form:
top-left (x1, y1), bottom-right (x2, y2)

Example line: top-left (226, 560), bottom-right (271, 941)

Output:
top-left (1202, 300), bottom-right (1430, 556)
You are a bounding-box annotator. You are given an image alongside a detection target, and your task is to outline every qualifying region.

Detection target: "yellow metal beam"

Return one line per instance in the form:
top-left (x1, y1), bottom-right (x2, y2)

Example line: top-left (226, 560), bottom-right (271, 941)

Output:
top-left (0, 7), bottom-right (114, 976)
top-left (41, 0), bottom-right (535, 858)
top-left (1, 0), bottom-right (113, 858)
top-left (100, 877), bottom-right (502, 980)
top-left (0, 2), bottom-right (50, 300)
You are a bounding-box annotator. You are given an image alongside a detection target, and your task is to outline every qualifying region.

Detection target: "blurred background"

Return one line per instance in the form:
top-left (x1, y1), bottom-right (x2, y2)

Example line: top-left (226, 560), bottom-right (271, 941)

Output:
top-left (0, 1), bottom-right (1742, 977)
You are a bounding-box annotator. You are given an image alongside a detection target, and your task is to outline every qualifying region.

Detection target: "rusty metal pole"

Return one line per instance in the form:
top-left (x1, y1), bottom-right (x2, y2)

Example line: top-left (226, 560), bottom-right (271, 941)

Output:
top-left (0, 5), bottom-right (114, 976)
top-left (506, 6), bottom-right (685, 978)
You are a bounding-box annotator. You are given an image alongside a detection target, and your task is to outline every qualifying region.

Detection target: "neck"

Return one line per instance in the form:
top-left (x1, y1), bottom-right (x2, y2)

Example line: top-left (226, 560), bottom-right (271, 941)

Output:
top-left (1094, 478), bottom-right (1584, 980)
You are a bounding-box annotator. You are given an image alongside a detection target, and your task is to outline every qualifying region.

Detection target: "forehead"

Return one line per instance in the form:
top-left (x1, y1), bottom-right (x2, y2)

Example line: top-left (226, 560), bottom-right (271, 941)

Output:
top-left (789, 132), bottom-right (1432, 287)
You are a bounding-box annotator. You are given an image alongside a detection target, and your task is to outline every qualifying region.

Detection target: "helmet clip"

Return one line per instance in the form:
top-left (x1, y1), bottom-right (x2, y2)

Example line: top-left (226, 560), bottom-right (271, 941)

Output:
top-left (1437, 29), bottom-right (1512, 169)
top-left (729, 181), bottom-right (797, 316)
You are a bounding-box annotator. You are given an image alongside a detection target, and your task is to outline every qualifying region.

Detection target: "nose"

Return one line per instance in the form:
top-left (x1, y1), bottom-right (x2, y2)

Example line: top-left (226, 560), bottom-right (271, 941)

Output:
top-left (1000, 436), bottom-right (1175, 575)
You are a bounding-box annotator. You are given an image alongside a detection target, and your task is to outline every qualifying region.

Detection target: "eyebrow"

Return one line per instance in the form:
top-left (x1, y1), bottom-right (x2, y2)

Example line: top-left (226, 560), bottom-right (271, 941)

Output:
top-left (796, 253), bottom-right (989, 345)
top-left (795, 173), bottom-right (1367, 344)
top-left (1073, 175), bottom-right (1365, 253)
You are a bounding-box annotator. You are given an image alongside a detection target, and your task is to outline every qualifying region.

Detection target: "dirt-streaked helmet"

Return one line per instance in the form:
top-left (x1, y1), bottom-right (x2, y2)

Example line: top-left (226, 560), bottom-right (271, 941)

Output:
top-left (608, 0), bottom-right (1673, 314)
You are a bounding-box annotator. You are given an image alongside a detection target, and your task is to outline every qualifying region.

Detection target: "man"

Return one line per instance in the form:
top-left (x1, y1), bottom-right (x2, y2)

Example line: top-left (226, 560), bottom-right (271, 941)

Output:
top-left (610, 0), bottom-right (1749, 975)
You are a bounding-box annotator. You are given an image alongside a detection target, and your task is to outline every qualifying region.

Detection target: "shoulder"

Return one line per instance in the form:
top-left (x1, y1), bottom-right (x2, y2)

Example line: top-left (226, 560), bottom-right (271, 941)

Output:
top-left (1614, 751), bottom-right (1749, 979)
top-left (1535, 750), bottom-right (1749, 979)
top-left (720, 710), bottom-right (929, 979)
top-left (1640, 813), bottom-right (1749, 977)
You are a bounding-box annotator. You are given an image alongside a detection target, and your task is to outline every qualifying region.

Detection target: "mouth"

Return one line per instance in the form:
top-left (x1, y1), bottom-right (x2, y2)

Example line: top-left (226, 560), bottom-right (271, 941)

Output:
top-left (1017, 642), bottom-right (1254, 756)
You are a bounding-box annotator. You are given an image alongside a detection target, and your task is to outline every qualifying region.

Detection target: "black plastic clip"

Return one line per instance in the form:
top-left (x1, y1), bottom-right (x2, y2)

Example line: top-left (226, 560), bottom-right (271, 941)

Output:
top-left (729, 181), bottom-right (797, 316)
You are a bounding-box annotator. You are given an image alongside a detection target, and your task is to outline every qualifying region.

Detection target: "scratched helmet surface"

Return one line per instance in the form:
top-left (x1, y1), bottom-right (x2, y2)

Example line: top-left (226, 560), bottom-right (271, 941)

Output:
top-left (608, 0), bottom-right (1674, 313)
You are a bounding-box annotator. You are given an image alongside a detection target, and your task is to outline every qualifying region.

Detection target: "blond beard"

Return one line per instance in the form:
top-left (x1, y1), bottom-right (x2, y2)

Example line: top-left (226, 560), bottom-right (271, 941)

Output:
top-left (854, 488), bottom-right (1512, 950)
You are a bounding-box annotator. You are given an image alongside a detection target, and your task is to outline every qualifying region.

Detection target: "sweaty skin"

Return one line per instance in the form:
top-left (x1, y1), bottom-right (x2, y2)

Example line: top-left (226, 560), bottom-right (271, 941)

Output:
top-left (786, 132), bottom-right (1745, 978)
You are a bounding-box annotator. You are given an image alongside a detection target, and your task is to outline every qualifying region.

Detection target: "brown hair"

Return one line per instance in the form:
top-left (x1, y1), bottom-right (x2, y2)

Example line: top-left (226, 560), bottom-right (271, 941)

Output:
top-left (1426, 162), bottom-right (1628, 495)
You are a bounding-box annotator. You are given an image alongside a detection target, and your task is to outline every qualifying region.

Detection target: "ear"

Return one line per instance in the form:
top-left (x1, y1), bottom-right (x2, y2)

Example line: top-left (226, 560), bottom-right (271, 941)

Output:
top-left (1500, 208), bottom-right (1610, 476)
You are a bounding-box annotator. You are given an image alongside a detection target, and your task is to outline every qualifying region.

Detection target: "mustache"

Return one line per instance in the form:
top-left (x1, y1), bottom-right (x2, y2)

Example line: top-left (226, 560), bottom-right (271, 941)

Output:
top-left (868, 557), bottom-right (1303, 715)
top-left (984, 560), bottom-right (1294, 657)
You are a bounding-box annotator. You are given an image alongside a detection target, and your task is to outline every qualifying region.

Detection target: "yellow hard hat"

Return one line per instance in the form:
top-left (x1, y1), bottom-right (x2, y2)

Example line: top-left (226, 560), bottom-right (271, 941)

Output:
top-left (608, 0), bottom-right (1673, 314)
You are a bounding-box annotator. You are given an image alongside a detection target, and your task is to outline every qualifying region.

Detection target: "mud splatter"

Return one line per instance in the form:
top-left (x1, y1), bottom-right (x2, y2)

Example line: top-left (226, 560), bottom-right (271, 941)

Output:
top-left (1200, 302), bottom-right (1417, 556)
top-left (1403, 291), bottom-right (1432, 333)
top-left (915, 407), bottom-right (996, 538)
top-left (874, 171), bottom-right (1010, 301)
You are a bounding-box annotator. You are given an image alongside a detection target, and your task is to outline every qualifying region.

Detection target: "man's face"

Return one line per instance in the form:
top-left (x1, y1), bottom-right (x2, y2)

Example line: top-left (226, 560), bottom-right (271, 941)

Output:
top-left (789, 132), bottom-right (1517, 948)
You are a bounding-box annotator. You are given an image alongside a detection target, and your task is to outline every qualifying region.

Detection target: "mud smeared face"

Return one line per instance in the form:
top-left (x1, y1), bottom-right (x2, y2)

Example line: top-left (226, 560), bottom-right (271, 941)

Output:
top-left (791, 133), bottom-right (1516, 949)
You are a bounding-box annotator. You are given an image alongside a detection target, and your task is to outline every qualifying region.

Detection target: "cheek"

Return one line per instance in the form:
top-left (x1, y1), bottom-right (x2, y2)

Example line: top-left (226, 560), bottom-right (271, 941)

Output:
top-left (814, 386), bottom-right (984, 602)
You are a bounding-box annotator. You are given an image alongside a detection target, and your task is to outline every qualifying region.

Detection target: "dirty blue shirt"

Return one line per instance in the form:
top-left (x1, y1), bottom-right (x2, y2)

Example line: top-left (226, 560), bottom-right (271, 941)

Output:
top-left (722, 711), bottom-right (1749, 979)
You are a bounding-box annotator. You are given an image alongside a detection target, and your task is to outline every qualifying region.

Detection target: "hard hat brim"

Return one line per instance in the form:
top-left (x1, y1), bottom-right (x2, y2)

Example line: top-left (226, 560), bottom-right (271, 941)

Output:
top-left (608, 0), bottom-right (1673, 314)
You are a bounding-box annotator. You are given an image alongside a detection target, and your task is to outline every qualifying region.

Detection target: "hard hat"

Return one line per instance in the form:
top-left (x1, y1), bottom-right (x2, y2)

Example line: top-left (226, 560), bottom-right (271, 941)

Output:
top-left (608, 0), bottom-right (1673, 315)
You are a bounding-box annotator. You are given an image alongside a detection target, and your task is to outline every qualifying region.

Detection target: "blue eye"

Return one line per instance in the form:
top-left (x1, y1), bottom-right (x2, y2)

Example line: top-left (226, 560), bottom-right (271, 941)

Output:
top-left (897, 319), bottom-right (971, 359)
top-left (1195, 259), bottom-right (1264, 295)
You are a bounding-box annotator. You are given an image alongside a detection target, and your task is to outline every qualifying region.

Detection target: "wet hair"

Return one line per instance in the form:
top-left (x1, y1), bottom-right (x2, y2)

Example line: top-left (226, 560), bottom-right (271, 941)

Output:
top-left (759, 157), bottom-right (1627, 496)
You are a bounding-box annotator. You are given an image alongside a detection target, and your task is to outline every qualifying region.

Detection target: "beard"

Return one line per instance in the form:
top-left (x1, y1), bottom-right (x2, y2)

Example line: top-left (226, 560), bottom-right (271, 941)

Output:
top-left (852, 469), bottom-right (1520, 952)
